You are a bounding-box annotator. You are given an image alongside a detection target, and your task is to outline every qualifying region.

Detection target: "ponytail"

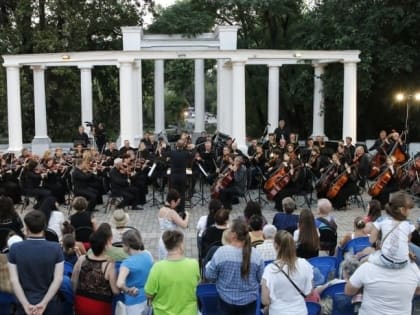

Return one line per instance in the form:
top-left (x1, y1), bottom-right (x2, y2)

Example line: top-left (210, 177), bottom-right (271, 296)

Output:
top-left (241, 233), bottom-right (251, 278)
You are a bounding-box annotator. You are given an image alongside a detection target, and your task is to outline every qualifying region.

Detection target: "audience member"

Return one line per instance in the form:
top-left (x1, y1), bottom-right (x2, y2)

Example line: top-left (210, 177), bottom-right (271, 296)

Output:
top-left (249, 215), bottom-right (265, 246)
top-left (261, 230), bottom-right (313, 315)
top-left (345, 258), bottom-right (420, 314)
top-left (363, 199), bottom-right (382, 234)
top-left (145, 230), bottom-right (200, 315)
top-left (196, 199), bottom-right (223, 237)
top-left (369, 190), bottom-right (414, 269)
top-left (294, 209), bottom-right (319, 259)
top-left (8, 210), bottom-right (64, 315)
top-left (62, 233), bottom-right (81, 265)
top-left (338, 216), bottom-right (369, 248)
top-left (316, 199), bottom-right (338, 255)
top-left (70, 197), bottom-right (98, 243)
top-left (272, 197), bottom-right (299, 234)
top-left (116, 230), bottom-right (153, 315)
top-left (158, 189), bottom-right (189, 259)
top-left (0, 195), bottom-right (24, 237)
top-left (61, 222), bottom-right (87, 259)
top-left (110, 209), bottom-right (131, 244)
top-left (200, 208), bottom-right (230, 260)
top-left (255, 224), bottom-right (277, 261)
top-left (39, 196), bottom-right (65, 240)
top-left (71, 223), bottom-right (120, 315)
top-left (243, 201), bottom-right (267, 226)
top-left (205, 219), bottom-right (264, 315)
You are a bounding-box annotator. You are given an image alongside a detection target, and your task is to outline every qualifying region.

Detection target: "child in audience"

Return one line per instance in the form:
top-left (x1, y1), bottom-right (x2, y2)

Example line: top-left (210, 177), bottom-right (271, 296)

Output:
top-left (369, 190), bottom-right (414, 269)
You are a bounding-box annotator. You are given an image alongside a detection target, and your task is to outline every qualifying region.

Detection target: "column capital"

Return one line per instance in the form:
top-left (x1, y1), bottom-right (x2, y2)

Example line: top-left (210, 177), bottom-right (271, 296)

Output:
top-left (312, 63), bottom-right (327, 69)
top-left (30, 65), bottom-right (47, 71)
top-left (133, 60), bottom-right (142, 69)
top-left (267, 64), bottom-right (282, 69)
top-left (342, 59), bottom-right (360, 64)
top-left (117, 58), bottom-right (135, 66)
top-left (77, 63), bottom-right (93, 70)
top-left (3, 63), bottom-right (21, 69)
top-left (230, 58), bottom-right (248, 65)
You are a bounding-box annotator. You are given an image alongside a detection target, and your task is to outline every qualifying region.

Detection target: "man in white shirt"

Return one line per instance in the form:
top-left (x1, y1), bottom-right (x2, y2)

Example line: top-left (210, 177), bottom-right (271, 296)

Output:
top-left (345, 261), bottom-right (420, 315)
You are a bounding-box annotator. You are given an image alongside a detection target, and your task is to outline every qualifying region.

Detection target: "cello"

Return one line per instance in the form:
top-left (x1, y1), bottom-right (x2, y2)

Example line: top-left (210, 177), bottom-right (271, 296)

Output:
top-left (263, 164), bottom-right (290, 200)
top-left (211, 167), bottom-right (234, 199)
top-left (326, 157), bottom-right (359, 199)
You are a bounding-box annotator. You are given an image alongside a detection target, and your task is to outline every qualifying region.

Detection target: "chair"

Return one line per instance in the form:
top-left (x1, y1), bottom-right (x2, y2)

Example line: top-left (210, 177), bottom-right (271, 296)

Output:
top-left (319, 226), bottom-right (337, 256)
top-left (348, 188), bottom-right (366, 212)
top-left (196, 283), bottom-right (220, 315)
top-left (45, 228), bottom-right (59, 242)
top-left (336, 236), bottom-right (371, 268)
top-left (0, 291), bottom-right (16, 315)
top-left (59, 275), bottom-right (74, 315)
top-left (308, 256), bottom-right (338, 286)
top-left (64, 261), bottom-right (74, 277)
top-left (320, 282), bottom-right (354, 315)
top-left (105, 184), bottom-right (125, 213)
top-left (306, 301), bottom-right (321, 315)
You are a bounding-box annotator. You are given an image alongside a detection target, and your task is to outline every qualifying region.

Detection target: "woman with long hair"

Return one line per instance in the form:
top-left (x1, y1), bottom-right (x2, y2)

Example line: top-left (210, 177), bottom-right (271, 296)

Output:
top-left (205, 218), bottom-right (264, 315)
top-left (294, 209), bottom-right (319, 259)
top-left (262, 230), bottom-right (313, 314)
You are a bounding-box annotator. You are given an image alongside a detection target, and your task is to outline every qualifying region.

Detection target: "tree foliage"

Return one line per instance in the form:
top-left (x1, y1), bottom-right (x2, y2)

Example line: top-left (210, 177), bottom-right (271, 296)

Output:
top-left (1, 0), bottom-right (420, 143)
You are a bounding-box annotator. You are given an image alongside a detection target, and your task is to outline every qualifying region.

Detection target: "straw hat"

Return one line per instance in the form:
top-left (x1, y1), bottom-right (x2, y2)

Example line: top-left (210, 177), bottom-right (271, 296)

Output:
top-left (112, 209), bottom-right (129, 227)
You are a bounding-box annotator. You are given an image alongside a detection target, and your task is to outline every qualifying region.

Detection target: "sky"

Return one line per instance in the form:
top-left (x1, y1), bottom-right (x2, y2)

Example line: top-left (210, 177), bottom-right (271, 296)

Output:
top-left (143, 0), bottom-right (177, 25)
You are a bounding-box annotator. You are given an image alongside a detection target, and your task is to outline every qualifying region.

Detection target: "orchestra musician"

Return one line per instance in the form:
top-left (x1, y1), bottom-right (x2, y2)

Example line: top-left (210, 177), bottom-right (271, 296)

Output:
top-left (248, 144), bottom-right (266, 189)
top-left (73, 125), bottom-right (89, 148)
top-left (22, 159), bottom-right (52, 209)
top-left (42, 157), bottom-right (67, 204)
top-left (273, 152), bottom-right (303, 212)
top-left (370, 156), bottom-right (400, 207)
top-left (119, 140), bottom-right (135, 156)
top-left (165, 139), bottom-right (194, 214)
top-left (247, 139), bottom-right (258, 157)
top-left (0, 153), bottom-right (23, 204)
top-left (71, 159), bottom-right (101, 212)
top-left (109, 158), bottom-right (143, 210)
top-left (273, 119), bottom-right (290, 143)
top-left (93, 122), bottom-right (106, 153)
top-left (216, 146), bottom-right (233, 175)
top-left (194, 141), bottom-right (217, 185)
top-left (262, 133), bottom-right (278, 160)
top-left (368, 130), bottom-right (387, 152)
top-left (218, 156), bottom-right (247, 210)
top-left (104, 142), bottom-right (120, 160)
top-left (344, 136), bottom-right (355, 160)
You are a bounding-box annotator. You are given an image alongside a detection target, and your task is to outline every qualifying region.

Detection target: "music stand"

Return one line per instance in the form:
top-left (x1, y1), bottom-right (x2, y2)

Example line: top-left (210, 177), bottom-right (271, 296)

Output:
top-left (255, 166), bottom-right (269, 206)
top-left (192, 163), bottom-right (209, 207)
top-left (147, 163), bottom-right (162, 207)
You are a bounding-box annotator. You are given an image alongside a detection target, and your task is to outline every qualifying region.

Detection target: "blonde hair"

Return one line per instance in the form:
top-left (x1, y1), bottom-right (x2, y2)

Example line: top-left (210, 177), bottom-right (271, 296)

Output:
top-left (274, 230), bottom-right (297, 274)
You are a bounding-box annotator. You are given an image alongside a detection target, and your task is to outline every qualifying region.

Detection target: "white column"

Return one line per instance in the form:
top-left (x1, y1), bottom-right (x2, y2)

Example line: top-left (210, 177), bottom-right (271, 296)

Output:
top-left (231, 60), bottom-right (247, 150)
top-left (31, 65), bottom-right (48, 139)
top-left (312, 64), bottom-right (326, 137)
top-left (132, 60), bottom-right (143, 145)
top-left (194, 59), bottom-right (205, 133)
top-left (154, 59), bottom-right (165, 134)
top-left (119, 60), bottom-right (135, 146)
top-left (31, 65), bottom-right (50, 154)
top-left (216, 60), bottom-right (232, 135)
top-left (267, 65), bottom-right (280, 133)
top-left (79, 65), bottom-right (93, 136)
top-left (6, 66), bottom-right (23, 153)
top-left (342, 62), bottom-right (357, 142)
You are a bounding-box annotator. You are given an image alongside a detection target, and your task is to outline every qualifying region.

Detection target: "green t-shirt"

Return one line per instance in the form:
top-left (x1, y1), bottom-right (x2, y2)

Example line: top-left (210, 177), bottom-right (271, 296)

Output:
top-left (144, 258), bottom-right (200, 315)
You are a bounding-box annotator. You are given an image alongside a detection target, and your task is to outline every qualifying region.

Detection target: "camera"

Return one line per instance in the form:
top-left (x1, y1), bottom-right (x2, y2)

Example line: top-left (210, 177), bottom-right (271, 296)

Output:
top-left (84, 121), bottom-right (94, 128)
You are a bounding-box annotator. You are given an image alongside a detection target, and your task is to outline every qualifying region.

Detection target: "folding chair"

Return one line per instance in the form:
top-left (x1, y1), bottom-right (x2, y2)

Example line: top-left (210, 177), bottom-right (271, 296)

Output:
top-left (308, 256), bottom-right (338, 285)
top-left (320, 282), bottom-right (354, 315)
top-left (306, 301), bottom-right (321, 315)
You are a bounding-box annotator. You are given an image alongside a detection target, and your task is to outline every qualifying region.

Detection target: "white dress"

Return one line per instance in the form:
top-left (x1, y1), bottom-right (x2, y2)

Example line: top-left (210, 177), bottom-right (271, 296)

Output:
top-left (48, 211), bottom-right (65, 241)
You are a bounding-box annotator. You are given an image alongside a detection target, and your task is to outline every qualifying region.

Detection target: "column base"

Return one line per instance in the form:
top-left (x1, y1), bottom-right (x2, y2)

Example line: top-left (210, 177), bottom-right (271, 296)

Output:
top-left (31, 136), bottom-right (51, 155)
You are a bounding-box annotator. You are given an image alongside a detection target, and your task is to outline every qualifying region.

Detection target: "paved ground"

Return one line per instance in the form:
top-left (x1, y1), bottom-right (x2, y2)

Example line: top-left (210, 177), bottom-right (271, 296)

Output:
top-left (23, 187), bottom-right (420, 260)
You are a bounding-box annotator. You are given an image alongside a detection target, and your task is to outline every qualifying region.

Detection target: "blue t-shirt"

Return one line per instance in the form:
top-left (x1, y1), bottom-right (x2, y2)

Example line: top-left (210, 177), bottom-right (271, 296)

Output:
top-left (8, 238), bottom-right (64, 304)
top-left (121, 251), bottom-right (154, 305)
